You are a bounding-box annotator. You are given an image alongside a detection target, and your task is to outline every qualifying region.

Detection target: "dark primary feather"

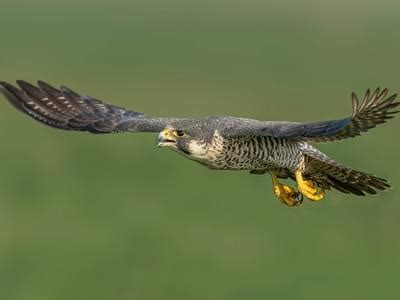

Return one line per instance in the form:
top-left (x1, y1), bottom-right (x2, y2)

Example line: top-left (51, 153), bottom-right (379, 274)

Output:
top-left (302, 88), bottom-right (399, 142)
top-left (221, 88), bottom-right (399, 141)
top-left (0, 80), bottom-right (181, 133)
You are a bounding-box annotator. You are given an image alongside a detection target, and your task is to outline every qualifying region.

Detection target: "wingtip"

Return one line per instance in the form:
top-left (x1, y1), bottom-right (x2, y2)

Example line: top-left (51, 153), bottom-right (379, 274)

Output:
top-left (0, 81), bottom-right (21, 97)
top-left (16, 79), bottom-right (27, 85)
top-left (37, 80), bottom-right (51, 87)
top-left (0, 81), bottom-right (14, 89)
top-left (351, 92), bottom-right (359, 116)
top-left (59, 85), bottom-right (80, 97)
top-left (381, 87), bottom-right (389, 94)
top-left (0, 82), bottom-right (6, 96)
top-left (37, 80), bottom-right (53, 90)
top-left (59, 85), bottom-right (73, 91)
top-left (16, 79), bottom-right (34, 89)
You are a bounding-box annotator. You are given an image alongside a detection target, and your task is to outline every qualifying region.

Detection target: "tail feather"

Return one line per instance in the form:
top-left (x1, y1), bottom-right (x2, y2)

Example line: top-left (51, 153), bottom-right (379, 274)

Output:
top-left (304, 154), bottom-right (390, 196)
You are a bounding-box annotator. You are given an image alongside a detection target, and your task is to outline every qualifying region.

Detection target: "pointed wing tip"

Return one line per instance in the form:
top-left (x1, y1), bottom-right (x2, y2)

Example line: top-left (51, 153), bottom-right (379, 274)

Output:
top-left (16, 80), bottom-right (36, 91)
top-left (0, 81), bottom-right (15, 90)
top-left (37, 80), bottom-right (48, 87)
top-left (0, 81), bottom-right (21, 96)
top-left (37, 80), bottom-right (59, 92)
top-left (351, 92), bottom-right (359, 116)
top-left (0, 82), bottom-right (8, 94)
top-left (59, 85), bottom-right (72, 92)
top-left (16, 79), bottom-right (28, 86)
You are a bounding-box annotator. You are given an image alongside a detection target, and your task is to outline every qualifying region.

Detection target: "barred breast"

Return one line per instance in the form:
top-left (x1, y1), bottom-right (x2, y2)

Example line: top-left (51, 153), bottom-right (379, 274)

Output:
top-left (193, 130), bottom-right (303, 171)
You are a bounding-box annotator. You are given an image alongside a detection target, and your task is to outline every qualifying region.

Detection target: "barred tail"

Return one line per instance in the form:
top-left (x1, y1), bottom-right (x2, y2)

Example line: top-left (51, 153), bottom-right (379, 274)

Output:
top-left (304, 154), bottom-right (390, 196)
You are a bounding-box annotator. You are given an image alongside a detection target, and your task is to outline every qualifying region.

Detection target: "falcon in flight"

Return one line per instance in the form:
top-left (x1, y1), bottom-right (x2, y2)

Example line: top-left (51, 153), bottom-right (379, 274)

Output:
top-left (1, 80), bottom-right (398, 207)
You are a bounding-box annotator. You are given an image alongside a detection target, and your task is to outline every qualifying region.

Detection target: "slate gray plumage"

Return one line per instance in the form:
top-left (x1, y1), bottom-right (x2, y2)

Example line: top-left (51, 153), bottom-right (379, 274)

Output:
top-left (1, 80), bottom-right (398, 206)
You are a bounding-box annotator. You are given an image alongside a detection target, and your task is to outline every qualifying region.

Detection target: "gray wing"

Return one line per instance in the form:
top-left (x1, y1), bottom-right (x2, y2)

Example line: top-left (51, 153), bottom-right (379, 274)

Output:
top-left (0, 80), bottom-right (182, 133)
top-left (221, 88), bottom-right (399, 142)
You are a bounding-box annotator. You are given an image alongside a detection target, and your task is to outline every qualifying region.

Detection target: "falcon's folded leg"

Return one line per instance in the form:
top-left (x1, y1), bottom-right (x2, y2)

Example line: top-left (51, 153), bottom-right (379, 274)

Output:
top-left (271, 174), bottom-right (303, 207)
top-left (295, 171), bottom-right (325, 201)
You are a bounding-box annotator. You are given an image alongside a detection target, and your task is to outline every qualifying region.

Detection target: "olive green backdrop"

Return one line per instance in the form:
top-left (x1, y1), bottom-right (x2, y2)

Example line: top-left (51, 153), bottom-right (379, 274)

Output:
top-left (1, 0), bottom-right (400, 299)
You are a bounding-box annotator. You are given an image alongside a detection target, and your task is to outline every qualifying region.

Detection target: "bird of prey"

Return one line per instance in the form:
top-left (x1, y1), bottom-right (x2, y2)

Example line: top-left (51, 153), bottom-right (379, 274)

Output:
top-left (1, 80), bottom-right (398, 207)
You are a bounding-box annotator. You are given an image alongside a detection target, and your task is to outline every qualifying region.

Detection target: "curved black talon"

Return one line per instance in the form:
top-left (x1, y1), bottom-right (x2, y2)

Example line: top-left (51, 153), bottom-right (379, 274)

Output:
top-left (293, 192), bottom-right (303, 206)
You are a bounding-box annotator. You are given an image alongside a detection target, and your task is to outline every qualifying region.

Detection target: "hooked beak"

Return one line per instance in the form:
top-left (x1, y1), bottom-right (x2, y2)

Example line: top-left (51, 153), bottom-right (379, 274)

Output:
top-left (157, 129), bottom-right (177, 147)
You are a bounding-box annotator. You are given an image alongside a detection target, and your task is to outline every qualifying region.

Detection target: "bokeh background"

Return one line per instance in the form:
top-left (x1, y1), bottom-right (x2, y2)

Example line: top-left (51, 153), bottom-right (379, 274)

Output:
top-left (1, 0), bottom-right (400, 299)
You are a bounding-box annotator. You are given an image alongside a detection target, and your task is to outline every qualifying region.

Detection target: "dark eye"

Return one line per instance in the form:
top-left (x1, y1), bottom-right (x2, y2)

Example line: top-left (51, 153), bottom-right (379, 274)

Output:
top-left (175, 130), bottom-right (186, 137)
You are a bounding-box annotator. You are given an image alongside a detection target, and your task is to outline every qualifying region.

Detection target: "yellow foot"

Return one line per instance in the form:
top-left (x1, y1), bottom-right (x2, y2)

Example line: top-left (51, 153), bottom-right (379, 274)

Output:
top-left (272, 175), bottom-right (303, 207)
top-left (295, 171), bottom-right (325, 201)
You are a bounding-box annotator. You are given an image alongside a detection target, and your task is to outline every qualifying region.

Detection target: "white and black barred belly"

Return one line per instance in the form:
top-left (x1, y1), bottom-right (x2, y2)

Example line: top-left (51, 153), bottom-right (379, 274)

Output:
top-left (192, 131), bottom-right (303, 171)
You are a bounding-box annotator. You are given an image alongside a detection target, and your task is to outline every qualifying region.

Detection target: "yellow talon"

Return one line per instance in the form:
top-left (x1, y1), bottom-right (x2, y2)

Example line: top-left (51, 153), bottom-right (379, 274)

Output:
top-left (271, 175), bottom-right (303, 207)
top-left (295, 171), bottom-right (325, 201)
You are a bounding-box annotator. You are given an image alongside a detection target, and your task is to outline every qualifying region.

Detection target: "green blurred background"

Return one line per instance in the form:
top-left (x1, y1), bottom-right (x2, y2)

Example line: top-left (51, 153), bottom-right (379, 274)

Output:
top-left (1, 0), bottom-right (400, 299)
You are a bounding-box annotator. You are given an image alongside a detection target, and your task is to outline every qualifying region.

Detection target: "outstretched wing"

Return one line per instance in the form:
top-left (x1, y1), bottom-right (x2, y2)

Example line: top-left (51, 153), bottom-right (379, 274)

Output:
top-left (222, 88), bottom-right (399, 142)
top-left (0, 80), bottom-right (182, 133)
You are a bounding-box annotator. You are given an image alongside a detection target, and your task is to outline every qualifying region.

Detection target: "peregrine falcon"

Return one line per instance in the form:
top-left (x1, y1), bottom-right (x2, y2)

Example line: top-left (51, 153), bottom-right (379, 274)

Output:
top-left (1, 80), bottom-right (398, 207)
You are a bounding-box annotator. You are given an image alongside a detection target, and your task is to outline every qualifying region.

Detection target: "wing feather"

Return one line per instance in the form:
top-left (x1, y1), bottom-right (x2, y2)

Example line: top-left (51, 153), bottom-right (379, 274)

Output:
top-left (305, 88), bottom-right (399, 142)
top-left (221, 88), bottom-right (399, 141)
top-left (0, 80), bottom-right (182, 134)
top-left (2, 82), bottom-right (398, 140)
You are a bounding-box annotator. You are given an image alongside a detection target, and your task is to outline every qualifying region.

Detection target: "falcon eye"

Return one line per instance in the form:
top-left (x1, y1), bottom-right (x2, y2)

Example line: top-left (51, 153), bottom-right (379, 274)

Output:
top-left (174, 130), bottom-right (186, 137)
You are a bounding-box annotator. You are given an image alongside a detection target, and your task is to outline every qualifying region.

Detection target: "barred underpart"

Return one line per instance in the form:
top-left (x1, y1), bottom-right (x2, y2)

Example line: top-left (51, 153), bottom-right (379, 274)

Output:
top-left (195, 132), bottom-right (302, 171)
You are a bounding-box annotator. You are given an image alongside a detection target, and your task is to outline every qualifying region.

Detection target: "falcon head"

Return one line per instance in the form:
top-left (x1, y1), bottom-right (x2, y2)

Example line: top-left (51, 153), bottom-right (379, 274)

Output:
top-left (157, 126), bottom-right (213, 159)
